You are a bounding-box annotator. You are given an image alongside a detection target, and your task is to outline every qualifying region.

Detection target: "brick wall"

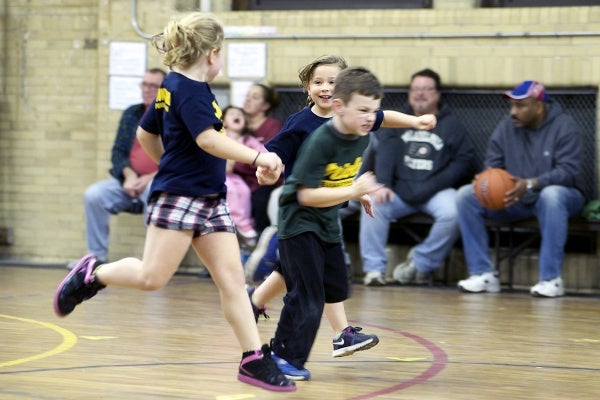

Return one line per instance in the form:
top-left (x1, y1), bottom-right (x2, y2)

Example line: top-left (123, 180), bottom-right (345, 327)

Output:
top-left (1, 1), bottom-right (599, 287)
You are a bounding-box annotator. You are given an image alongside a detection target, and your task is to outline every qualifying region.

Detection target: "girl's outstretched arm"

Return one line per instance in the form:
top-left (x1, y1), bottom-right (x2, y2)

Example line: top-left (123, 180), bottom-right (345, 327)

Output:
top-left (196, 128), bottom-right (283, 172)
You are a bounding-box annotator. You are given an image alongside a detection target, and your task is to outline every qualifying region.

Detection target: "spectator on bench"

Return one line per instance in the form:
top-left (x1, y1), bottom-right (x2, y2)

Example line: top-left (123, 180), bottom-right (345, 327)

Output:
top-left (76, 68), bottom-right (166, 265)
top-left (239, 81), bottom-right (284, 234)
top-left (456, 80), bottom-right (586, 297)
top-left (360, 68), bottom-right (475, 286)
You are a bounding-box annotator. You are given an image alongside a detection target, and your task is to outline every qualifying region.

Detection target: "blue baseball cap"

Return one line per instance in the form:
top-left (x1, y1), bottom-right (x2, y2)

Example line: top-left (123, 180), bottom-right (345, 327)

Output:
top-left (503, 80), bottom-right (549, 102)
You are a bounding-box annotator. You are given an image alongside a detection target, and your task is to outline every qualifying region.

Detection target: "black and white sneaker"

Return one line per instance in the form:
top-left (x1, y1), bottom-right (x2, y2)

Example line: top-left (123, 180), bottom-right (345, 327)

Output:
top-left (332, 326), bottom-right (379, 357)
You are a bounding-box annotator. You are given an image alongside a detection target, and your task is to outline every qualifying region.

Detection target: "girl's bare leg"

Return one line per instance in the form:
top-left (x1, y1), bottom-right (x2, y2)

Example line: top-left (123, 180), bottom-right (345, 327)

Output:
top-left (95, 225), bottom-right (191, 290)
top-left (194, 231), bottom-right (261, 351)
top-left (251, 269), bottom-right (349, 334)
top-left (251, 270), bottom-right (286, 306)
top-left (324, 302), bottom-right (349, 333)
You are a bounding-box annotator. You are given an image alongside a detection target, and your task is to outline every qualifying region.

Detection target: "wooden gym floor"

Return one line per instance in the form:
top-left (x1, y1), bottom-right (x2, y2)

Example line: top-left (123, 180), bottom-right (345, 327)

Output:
top-left (1, 265), bottom-right (599, 400)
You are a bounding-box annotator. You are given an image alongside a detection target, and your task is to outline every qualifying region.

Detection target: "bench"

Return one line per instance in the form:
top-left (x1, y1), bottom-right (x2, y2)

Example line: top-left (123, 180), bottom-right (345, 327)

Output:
top-left (487, 216), bottom-right (600, 288)
top-left (341, 212), bottom-right (452, 284)
top-left (342, 212), bottom-right (600, 288)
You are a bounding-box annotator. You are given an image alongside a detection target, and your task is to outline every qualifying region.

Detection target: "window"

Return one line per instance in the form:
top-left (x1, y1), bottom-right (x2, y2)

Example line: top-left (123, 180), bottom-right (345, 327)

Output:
top-left (232, 0), bottom-right (432, 11)
top-left (481, 0), bottom-right (600, 7)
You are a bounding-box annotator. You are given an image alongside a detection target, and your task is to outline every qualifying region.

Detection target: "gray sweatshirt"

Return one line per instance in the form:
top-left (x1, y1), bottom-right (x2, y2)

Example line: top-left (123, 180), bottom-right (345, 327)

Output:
top-left (485, 99), bottom-right (586, 204)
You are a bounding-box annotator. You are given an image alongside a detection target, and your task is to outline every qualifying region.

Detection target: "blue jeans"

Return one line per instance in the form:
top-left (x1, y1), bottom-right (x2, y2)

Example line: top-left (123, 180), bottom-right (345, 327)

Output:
top-left (83, 177), bottom-right (151, 261)
top-left (456, 184), bottom-right (585, 281)
top-left (360, 188), bottom-right (460, 274)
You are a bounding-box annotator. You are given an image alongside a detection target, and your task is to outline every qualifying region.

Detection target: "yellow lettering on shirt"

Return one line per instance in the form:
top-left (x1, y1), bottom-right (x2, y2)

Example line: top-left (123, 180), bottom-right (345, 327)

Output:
top-left (213, 100), bottom-right (225, 135)
top-left (322, 157), bottom-right (362, 187)
top-left (155, 88), bottom-right (171, 112)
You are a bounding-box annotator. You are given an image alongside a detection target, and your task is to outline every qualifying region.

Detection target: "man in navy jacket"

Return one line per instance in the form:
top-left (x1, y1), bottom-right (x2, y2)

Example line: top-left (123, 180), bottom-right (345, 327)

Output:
top-left (360, 68), bottom-right (475, 286)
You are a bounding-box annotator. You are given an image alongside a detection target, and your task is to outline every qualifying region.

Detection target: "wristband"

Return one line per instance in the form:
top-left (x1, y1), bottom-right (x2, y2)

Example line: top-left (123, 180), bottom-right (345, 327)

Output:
top-left (252, 152), bottom-right (261, 166)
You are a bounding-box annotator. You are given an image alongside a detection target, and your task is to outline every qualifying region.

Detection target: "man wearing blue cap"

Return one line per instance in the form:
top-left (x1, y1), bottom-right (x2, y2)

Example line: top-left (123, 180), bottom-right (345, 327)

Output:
top-left (455, 80), bottom-right (586, 297)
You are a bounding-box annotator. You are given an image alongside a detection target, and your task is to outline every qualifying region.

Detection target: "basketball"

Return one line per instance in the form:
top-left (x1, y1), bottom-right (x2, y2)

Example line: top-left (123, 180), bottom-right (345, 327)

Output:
top-left (473, 168), bottom-right (515, 210)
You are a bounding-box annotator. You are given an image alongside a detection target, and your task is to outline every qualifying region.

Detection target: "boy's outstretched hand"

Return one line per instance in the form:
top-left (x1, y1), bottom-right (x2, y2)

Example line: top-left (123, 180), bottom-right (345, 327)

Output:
top-left (352, 172), bottom-right (383, 205)
top-left (414, 114), bottom-right (437, 130)
top-left (357, 193), bottom-right (375, 218)
top-left (256, 162), bottom-right (282, 185)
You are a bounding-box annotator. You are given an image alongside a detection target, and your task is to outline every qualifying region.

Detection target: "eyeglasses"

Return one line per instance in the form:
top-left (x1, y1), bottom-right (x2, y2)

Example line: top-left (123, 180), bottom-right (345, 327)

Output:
top-left (409, 87), bottom-right (437, 93)
top-left (141, 82), bottom-right (160, 90)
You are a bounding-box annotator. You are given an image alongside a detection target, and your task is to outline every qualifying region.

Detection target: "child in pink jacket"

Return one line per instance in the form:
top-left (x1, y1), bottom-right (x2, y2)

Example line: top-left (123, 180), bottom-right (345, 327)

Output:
top-left (224, 106), bottom-right (266, 247)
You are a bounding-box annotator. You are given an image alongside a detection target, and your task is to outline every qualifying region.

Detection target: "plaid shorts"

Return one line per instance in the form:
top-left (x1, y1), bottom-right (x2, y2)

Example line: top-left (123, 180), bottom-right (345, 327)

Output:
top-left (147, 192), bottom-right (236, 238)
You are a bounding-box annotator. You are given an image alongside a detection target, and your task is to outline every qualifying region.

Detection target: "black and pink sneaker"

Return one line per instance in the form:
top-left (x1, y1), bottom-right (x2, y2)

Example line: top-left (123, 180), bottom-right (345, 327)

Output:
top-left (53, 254), bottom-right (105, 317)
top-left (238, 344), bottom-right (296, 392)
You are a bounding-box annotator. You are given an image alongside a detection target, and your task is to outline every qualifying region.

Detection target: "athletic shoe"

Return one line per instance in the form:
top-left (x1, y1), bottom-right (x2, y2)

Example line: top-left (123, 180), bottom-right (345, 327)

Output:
top-left (332, 326), bottom-right (380, 358)
top-left (530, 277), bottom-right (565, 298)
top-left (392, 260), bottom-right (430, 285)
top-left (457, 271), bottom-right (500, 293)
top-left (66, 257), bottom-right (107, 270)
top-left (238, 344), bottom-right (296, 392)
top-left (363, 271), bottom-right (386, 286)
top-left (393, 259), bottom-right (416, 284)
top-left (238, 228), bottom-right (258, 248)
top-left (246, 285), bottom-right (269, 322)
top-left (244, 226), bottom-right (279, 282)
top-left (270, 351), bottom-right (311, 381)
top-left (392, 247), bottom-right (431, 285)
top-left (54, 254), bottom-right (106, 317)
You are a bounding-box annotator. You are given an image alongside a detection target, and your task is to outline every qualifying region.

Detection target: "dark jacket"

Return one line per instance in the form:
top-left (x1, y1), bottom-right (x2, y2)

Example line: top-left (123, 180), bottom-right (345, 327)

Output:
top-left (485, 99), bottom-right (585, 204)
top-left (362, 103), bottom-right (475, 204)
top-left (109, 103), bottom-right (146, 182)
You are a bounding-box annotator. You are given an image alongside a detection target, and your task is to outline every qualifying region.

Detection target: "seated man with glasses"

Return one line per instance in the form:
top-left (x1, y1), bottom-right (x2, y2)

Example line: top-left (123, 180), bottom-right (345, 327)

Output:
top-left (360, 68), bottom-right (476, 286)
top-left (69, 68), bottom-right (166, 267)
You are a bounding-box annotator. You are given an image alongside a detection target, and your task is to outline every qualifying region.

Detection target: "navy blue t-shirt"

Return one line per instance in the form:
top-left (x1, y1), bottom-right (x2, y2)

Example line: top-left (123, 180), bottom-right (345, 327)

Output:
top-left (140, 72), bottom-right (226, 198)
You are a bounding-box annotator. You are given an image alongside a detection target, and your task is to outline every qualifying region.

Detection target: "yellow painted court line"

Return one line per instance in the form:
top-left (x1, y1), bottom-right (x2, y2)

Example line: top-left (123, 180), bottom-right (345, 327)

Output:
top-left (0, 314), bottom-right (78, 368)
top-left (387, 357), bottom-right (427, 362)
top-left (80, 336), bottom-right (117, 340)
top-left (570, 338), bottom-right (600, 343)
top-left (216, 395), bottom-right (255, 400)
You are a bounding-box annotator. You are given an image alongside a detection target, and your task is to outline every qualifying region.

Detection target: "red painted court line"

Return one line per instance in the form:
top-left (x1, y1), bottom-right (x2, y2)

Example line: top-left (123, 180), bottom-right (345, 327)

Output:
top-left (347, 323), bottom-right (448, 400)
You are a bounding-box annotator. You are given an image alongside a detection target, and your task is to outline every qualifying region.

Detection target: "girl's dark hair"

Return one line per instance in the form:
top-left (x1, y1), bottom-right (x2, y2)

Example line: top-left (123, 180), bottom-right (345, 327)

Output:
top-left (298, 55), bottom-right (348, 106)
top-left (221, 105), bottom-right (248, 132)
top-left (253, 81), bottom-right (280, 115)
top-left (222, 105), bottom-right (244, 118)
